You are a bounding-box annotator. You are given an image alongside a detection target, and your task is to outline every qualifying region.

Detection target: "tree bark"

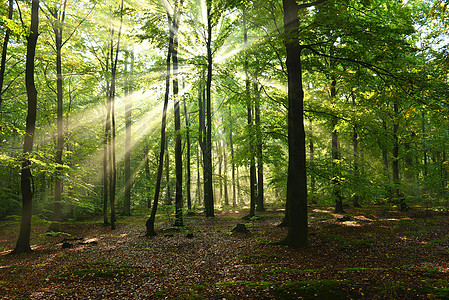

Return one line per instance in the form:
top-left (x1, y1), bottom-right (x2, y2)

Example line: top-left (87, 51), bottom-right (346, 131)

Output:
top-left (52, 0), bottom-right (68, 222)
top-left (172, 2), bottom-right (183, 227)
top-left (244, 12), bottom-right (256, 218)
top-left (0, 0), bottom-right (13, 111)
top-left (204, 6), bottom-right (214, 217)
top-left (124, 49), bottom-right (133, 216)
top-left (229, 106), bottom-right (236, 208)
top-left (392, 100), bottom-right (406, 211)
top-left (146, 15), bottom-right (173, 236)
top-left (255, 80), bottom-right (264, 212)
top-left (283, 0), bottom-right (308, 248)
top-left (352, 94), bottom-right (361, 207)
top-left (331, 77), bottom-right (344, 213)
top-left (183, 88), bottom-right (192, 211)
top-left (12, 0), bottom-right (40, 255)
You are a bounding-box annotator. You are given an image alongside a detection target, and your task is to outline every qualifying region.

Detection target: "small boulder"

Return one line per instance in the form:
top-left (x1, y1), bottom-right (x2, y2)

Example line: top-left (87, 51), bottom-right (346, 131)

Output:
top-left (62, 242), bottom-right (73, 249)
top-left (231, 223), bottom-right (250, 235)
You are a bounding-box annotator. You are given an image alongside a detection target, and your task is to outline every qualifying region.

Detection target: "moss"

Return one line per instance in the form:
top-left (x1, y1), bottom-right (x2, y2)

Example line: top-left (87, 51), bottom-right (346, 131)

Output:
top-left (275, 280), bottom-right (346, 300)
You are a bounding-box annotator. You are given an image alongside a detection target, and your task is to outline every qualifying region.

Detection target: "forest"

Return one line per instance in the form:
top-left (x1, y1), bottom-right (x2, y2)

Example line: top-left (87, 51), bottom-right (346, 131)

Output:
top-left (1, 0), bottom-right (449, 298)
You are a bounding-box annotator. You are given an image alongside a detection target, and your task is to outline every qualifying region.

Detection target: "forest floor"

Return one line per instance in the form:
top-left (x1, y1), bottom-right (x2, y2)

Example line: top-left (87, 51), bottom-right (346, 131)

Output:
top-left (1, 205), bottom-right (449, 299)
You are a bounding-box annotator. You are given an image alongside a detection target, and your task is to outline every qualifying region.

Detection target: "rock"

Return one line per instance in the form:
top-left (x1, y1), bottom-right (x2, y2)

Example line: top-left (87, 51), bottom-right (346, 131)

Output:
top-left (231, 223), bottom-right (250, 234)
top-left (62, 242), bottom-right (73, 249)
top-left (47, 222), bottom-right (60, 232)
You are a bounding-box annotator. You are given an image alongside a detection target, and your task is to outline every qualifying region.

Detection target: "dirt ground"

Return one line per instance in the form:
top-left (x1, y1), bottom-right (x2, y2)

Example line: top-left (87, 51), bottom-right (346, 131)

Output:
top-left (1, 205), bottom-right (449, 299)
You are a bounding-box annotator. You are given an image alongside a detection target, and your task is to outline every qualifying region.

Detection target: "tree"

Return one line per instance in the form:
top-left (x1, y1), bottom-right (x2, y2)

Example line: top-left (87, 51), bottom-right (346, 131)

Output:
top-left (0, 0), bottom-right (13, 111)
top-left (172, 0), bottom-right (183, 227)
top-left (12, 0), bottom-right (40, 254)
top-left (146, 10), bottom-right (175, 236)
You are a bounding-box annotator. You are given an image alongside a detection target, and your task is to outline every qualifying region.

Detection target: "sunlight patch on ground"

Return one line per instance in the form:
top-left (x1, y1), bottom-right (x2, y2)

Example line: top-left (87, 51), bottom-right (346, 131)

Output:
top-left (353, 215), bottom-right (375, 222)
top-left (312, 209), bottom-right (333, 214)
top-left (339, 221), bottom-right (361, 227)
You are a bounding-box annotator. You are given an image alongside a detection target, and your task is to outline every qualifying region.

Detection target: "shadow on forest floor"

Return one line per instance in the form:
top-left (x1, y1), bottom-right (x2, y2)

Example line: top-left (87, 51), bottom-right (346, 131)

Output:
top-left (1, 205), bottom-right (449, 299)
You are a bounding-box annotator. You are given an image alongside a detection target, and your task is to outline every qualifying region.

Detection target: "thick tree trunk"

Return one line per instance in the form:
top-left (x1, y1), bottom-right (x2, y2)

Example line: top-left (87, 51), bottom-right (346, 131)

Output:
top-left (283, 0), bottom-right (308, 248)
top-left (0, 0), bottom-right (13, 111)
top-left (13, 0), bottom-right (40, 255)
top-left (204, 7), bottom-right (214, 217)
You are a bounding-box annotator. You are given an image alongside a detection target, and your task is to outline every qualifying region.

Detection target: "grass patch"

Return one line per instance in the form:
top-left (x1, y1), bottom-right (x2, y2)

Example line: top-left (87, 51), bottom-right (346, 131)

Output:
top-left (230, 253), bottom-right (277, 261)
top-left (148, 289), bottom-right (169, 298)
top-left (264, 269), bottom-right (320, 275)
top-left (338, 267), bottom-right (388, 273)
top-left (275, 280), bottom-right (346, 300)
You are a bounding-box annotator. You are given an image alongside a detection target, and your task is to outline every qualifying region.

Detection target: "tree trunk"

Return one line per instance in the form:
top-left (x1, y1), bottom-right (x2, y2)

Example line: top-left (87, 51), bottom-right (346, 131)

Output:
top-left (331, 78), bottom-right (344, 214)
top-left (309, 122), bottom-right (317, 204)
top-left (255, 80), bottom-right (264, 212)
top-left (146, 15), bottom-right (173, 236)
top-left (12, 0), bottom-right (39, 255)
top-left (165, 136), bottom-right (171, 205)
top-left (0, 0), bottom-right (13, 111)
top-left (392, 100), bottom-right (406, 211)
top-left (283, 0), bottom-right (308, 248)
top-left (52, 0), bottom-right (68, 222)
top-left (223, 137), bottom-right (229, 207)
top-left (204, 6), bottom-right (214, 217)
top-left (352, 95), bottom-right (361, 208)
top-left (124, 49), bottom-right (133, 216)
top-left (172, 2), bottom-right (183, 227)
top-left (229, 106), bottom-right (236, 208)
top-left (244, 12), bottom-right (256, 218)
top-left (183, 88), bottom-right (192, 211)
top-left (422, 110), bottom-right (427, 177)
top-left (144, 142), bottom-right (151, 209)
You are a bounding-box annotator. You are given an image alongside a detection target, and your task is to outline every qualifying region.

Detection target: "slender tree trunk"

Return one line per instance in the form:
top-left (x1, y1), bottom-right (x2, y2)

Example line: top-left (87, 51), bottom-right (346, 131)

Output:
top-left (223, 138), bottom-right (229, 206)
top-left (283, 0), bottom-right (308, 248)
top-left (218, 140), bottom-right (223, 204)
top-left (331, 78), bottom-right (344, 213)
top-left (352, 94), bottom-right (361, 207)
top-left (244, 12), bottom-right (256, 218)
top-left (309, 122), bottom-right (317, 204)
top-left (229, 106), bottom-right (236, 208)
top-left (52, 0), bottom-right (68, 222)
top-left (144, 142), bottom-right (151, 209)
top-left (172, 2), bottom-right (183, 227)
top-left (422, 110), bottom-right (427, 177)
top-left (183, 90), bottom-right (192, 211)
top-left (204, 6), bottom-right (214, 217)
top-left (124, 50), bottom-right (133, 216)
top-left (12, 0), bottom-right (39, 255)
top-left (255, 80), bottom-right (264, 212)
top-left (392, 100), bottom-right (406, 211)
top-left (146, 15), bottom-right (173, 236)
top-left (0, 0), bottom-right (13, 111)
top-left (165, 138), bottom-right (171, 205)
